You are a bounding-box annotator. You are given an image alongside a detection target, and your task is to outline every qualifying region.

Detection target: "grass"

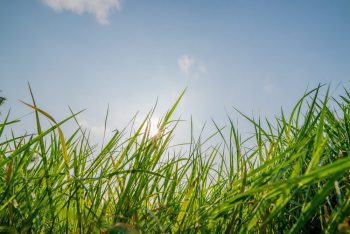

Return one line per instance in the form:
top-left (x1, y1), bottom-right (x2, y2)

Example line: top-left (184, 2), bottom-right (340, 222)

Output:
top-left (1, 84), bottom-right (350, 233)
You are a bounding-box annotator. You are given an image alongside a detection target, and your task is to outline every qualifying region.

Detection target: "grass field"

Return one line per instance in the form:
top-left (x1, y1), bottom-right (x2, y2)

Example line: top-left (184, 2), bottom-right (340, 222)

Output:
top-left (1, 85), bottom-right (350, 233)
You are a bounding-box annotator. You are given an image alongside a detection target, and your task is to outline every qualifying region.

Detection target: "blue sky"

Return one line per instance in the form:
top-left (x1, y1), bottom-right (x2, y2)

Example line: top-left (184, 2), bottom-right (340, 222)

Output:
top-left (1, 0), bottom-right (350, 143)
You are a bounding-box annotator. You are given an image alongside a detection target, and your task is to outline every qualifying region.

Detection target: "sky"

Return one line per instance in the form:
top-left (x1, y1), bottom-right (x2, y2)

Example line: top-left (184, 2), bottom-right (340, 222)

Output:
top-left (1, 0), bottom-right (350, 144)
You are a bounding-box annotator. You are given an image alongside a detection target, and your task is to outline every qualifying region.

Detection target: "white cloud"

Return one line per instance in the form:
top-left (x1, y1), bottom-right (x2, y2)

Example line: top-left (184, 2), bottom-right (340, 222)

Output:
top-left (40, 0), bottom-right (122, 25)
top-left (178, 54), bottom-right (195, 75)
top-left (263, 77), bottom-right (275, 94)
top-left (78, 118), bottom-right (114, 143)
top-left (178, 54), bottom-right (207, 78)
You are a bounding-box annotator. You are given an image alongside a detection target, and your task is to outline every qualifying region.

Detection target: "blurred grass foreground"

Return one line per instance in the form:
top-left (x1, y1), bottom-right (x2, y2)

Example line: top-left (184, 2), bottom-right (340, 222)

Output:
top-left (1, 85), bottom-right (350, 233)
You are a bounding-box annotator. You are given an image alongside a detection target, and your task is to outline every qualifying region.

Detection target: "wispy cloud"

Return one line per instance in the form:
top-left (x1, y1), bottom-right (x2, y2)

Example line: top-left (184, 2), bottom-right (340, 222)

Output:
top-left (178, 54), bottom-right (207, 78)
top-left (40, 0), bottom-right (122, 25)
top-left (78, 118), bottom-right (113, 143)
top-left (178, 55), bottom-right (195, 76)
top-left (263, 77), bottom-right (276, 94)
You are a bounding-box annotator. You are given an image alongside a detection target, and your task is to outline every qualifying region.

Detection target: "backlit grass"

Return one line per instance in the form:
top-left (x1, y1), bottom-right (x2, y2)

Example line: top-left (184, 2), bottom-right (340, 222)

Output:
top-left (1, 85), bottom-right (350, 233)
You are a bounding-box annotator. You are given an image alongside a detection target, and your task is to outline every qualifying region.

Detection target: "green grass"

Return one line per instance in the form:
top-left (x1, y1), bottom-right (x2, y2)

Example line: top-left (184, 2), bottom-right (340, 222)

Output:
top-left (1, 84), bottom-right (350, 233)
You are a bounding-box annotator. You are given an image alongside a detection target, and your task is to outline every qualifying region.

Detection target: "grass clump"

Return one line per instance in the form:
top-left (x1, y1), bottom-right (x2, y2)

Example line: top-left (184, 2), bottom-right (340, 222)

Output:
top-left (1, 85), bottom-right (350, 233)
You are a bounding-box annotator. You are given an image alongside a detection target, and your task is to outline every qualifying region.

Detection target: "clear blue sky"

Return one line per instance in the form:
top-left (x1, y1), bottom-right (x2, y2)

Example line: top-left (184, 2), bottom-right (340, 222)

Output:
top-left (1, 0), bottom-right (350, 142)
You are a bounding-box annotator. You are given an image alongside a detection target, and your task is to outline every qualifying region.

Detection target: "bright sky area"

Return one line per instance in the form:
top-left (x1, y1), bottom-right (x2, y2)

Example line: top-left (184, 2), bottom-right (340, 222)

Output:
top-left (1, 0), bottom-right (350, 144)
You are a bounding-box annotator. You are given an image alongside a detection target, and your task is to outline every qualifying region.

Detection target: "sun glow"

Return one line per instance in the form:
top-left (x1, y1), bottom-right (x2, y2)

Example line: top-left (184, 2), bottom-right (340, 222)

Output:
top-left (148, 116), bottom-right (161, 138)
